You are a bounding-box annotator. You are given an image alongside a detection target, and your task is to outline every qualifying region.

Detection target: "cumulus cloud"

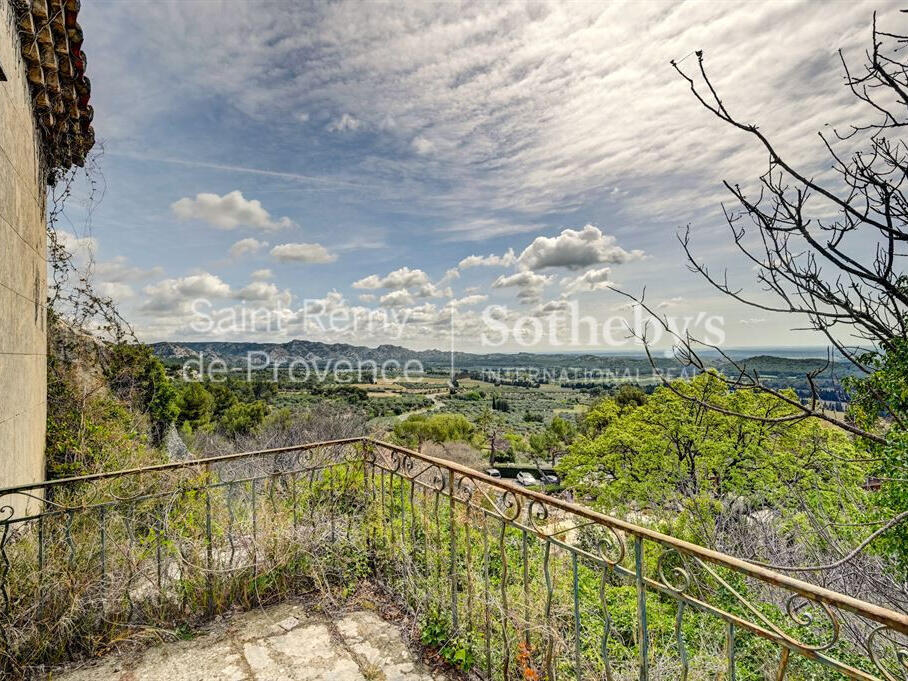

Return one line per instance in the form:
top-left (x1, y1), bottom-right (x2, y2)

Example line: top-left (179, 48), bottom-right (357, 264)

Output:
top-left (352, 267), bottom-right (431, 290)
top-left (250, 268), bottom-right (273, 280)
top-left (380, 289), bottom-right (416, 308)
top-left (327, 113), bottom-right (360, 132)
top-left (171, 191), bottom-right (296, 231)
top-left (235, 281), bottom-right (281, 301)
top-left (449, 294), bottom-right (488, 307)
top-left (492, 271), bottom-right (551, 290)
top-left (560, 267), bottom-right (615, 294)
top-left (270, 242), bottom-right (337, 263)
top-left (534, 298), bottom-right (571, 316)
top-left (141, 273), bottom-right (232, 312)
top-left (493, 271), bottom-right (551, 306)
top-left (459, 249), bottom-right (517, 269)
top-left (517, 225), bottom-right (642, 271)
top-left (229, 237), bottom-right (268, 258)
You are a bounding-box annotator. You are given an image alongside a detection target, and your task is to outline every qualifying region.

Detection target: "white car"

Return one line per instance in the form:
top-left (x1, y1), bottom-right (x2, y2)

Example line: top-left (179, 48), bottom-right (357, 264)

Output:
top-left (515, 471), bottom-right (539, 486)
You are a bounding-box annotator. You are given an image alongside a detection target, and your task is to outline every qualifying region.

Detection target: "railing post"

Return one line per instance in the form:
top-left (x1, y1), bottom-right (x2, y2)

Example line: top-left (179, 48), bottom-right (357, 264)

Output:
top-left (448, 468), bottom-right (458, 631)
top-left (635, 536), bottom-right (649, 681)
top-left (726, 622), bottom-right (736, 681)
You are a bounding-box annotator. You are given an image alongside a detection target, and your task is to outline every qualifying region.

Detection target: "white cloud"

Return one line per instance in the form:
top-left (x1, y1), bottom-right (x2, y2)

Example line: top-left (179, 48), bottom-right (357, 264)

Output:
top-left (171, 190), bottom-right (296, 231)
top-left (560, 267), bottom-right (614, 294)
top-left (270, 242), bottom-right (337, 263)
top-left (229, 237), bottom-right (268, 258)
top-left (235, 281), bottom-right (280, 301)
top-left (141, 272), bottom-right (232, 312)
top-left (534, 299), bottom-right (571, 316)
top-left (412, 136), bottom-right (435, 154)
top-left (96, 281), bottom-right (135, 300)
top-left (492, 271), bottom-right (551, 290)
top-left (352, 267), bottom-right (431, 290)
top-left (326, 113), bottom-right (360, 132)
top-left (380, 289), bottom-right (416, 307)
top-left (251, 268), bottom-right (273, 280)
top-left (517, 225), bottom-right (643, 271)
top-left (97, 2), bottom-right (899, 232)
top-left (459, 249), bottom-right (517, 269)
top-left (358, 293), bottom-right (377, 302)
top-left (56, 230), bottom-right (97, 266)
top-left (450, 294), bottom-right (488, 307)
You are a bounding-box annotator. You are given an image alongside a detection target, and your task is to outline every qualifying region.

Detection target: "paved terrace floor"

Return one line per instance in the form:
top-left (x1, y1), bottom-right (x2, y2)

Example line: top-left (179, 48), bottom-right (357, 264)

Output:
top-left (53, 602), bottom-right (451, 681)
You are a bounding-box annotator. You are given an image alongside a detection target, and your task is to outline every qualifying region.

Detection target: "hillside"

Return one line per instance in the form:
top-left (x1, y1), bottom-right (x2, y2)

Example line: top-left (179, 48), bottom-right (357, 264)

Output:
top-left (151, 339), bottom-right (687, 372)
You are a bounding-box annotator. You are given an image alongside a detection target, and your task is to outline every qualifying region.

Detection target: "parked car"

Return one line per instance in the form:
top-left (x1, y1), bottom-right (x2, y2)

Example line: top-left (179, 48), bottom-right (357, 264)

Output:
top-left (515, 471), bottom-right (539, 486)
top-left (540, 472), bottom-right (559, 485)
top-left (485, 468), bottom-right (501, 478)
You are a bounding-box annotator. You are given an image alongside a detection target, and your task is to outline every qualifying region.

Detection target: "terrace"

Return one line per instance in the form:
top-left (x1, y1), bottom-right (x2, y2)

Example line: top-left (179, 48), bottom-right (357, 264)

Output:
top-left (0, 438), bottom-right (905, 679)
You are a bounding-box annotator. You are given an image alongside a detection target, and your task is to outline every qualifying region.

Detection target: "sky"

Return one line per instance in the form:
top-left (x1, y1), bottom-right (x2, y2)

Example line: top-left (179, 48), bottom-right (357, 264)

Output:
top-left (57, 1), bottom-right (903, 353)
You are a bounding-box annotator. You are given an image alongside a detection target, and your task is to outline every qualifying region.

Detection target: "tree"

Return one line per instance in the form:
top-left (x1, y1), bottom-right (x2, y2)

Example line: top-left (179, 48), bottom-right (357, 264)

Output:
top-left (557, 373), bottom-right (868, 548)
top-left (619, 12), bottom-right (908, 569)
top-left (529, 416), bottom-right (575, 466)
top-left (476, 407), bottom-right (506, 466)
top-left (220, 400), bottom-right (267, 437)
top-left (206, 380), bottom-right (239, 420)
top-left (177, 382), bottom-right (215, 432)
top-left (105, 344), bottom-right (179, 443)
top-left (393, 413), bottom-right (476, 452)
top-left (614, 384), bottom-right (647, 409)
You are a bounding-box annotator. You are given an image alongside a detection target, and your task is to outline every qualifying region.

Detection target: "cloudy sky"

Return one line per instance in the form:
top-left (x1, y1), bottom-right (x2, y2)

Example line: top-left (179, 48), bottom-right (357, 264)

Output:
top-left (60, 1), bottom-right (900, 352)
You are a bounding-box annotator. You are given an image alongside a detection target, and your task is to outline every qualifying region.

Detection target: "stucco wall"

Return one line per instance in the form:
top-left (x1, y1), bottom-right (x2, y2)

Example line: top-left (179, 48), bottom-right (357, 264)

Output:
top-left (0, 0), bottom-right (47, 514)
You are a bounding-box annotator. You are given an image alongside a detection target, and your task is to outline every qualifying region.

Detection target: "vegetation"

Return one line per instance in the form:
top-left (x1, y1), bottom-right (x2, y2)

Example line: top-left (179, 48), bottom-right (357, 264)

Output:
top-left (558, 373), bottom-right (868, 553)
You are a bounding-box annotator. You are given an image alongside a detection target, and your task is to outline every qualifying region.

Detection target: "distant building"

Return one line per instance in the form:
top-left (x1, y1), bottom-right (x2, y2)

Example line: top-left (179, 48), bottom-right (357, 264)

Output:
top-left (0, 0), bottom-right (93, 512)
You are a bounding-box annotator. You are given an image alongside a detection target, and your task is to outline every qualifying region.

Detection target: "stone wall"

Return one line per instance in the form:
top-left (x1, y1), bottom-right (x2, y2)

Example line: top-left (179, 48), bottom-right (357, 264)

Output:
top-left (0, 0), bottom-right (48, 514)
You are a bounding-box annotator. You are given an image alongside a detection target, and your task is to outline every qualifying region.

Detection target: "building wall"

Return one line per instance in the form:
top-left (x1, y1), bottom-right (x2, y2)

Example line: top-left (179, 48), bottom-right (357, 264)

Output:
top-left (0, 0), bottom-right (47, 514)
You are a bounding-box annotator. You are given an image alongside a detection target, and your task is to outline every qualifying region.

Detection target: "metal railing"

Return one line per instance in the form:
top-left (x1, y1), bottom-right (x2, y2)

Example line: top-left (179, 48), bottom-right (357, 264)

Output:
top-left (0, 437), bottom-right (905, 680)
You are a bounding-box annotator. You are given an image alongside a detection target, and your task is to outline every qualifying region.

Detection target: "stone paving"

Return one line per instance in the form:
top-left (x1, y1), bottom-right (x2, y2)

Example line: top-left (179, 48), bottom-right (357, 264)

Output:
top-left (53, 603), bottom-right (450, 681)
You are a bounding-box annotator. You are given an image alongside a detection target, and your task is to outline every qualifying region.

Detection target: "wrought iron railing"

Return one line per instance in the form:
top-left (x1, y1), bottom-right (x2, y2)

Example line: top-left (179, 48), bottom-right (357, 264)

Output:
top-left (0, 437), bottom-right (905, 680)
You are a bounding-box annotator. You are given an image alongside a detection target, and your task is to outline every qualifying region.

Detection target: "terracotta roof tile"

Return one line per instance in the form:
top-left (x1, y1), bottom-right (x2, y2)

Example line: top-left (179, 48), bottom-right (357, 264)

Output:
top-left (13, 0), bottom-right (94, 178)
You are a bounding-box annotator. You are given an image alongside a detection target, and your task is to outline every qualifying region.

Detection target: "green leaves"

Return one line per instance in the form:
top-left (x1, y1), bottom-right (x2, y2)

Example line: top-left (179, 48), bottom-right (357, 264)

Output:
top-left (557, 373), bottom-right (868, 547)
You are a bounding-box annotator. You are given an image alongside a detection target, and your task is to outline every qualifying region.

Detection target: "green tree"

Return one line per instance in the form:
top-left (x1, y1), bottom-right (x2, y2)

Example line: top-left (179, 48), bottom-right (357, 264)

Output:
top-left (220, 400), bottom-right (267, 437)
top-left (614, 384), bottom-right (646, 409)
top-left (206, 380), bottom-right (239, 419)
top-left (105, 344), bottom-right (179, 442)
top-left (529, 416), bottom-right (575, 466)
top-left (177, 382), bottom-right (215, 431)
top-left (394, 413), bottom-right (476, 452)
top-left (557, 373), bottom-right (867, 547)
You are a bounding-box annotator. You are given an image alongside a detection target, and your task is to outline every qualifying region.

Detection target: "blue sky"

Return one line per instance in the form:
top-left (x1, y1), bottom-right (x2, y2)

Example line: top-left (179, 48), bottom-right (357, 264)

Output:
top-left (57, 1), bottom-right (900, 352)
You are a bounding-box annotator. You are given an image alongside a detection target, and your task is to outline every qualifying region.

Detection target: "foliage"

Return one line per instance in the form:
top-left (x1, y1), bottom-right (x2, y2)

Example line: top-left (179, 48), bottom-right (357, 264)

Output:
top-left (420, 610), bottom-right (477, 672)
top-left (613, 383), bottom-right (646, 409)
top-left (393, 412), bottom-right (476, 450)
top-left (846, 337), bottom-right (908, 567)
top-left (220, 400), bottom-right (268, 437)
top-left (557, 372), bottom-right (868, 547)
top-left (528, 416), bottom-right (575, 465)
top-left (45, 319), bottom-right (165, 478)
top-left (105, 343), bottom-right (179, 442)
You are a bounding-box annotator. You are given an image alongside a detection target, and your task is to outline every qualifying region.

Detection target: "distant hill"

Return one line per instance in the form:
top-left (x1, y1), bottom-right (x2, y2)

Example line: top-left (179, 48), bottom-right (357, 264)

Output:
top-left (714, 354), bottom-right (860, 378)
top-left (151, 339), bottom-right (683, 372)
top-left (151, 340), bottom-right (855, 382)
